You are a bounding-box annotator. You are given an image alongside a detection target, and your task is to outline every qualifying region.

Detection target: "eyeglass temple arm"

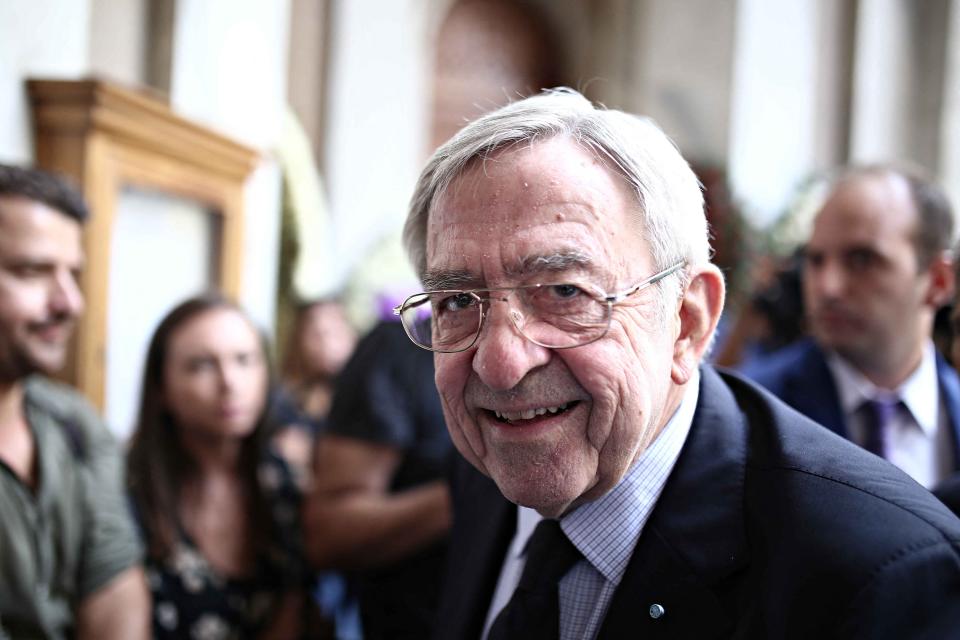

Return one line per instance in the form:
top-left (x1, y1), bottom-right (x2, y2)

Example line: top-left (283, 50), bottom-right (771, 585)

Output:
top-left (605, 261), bottom-right (686, 303)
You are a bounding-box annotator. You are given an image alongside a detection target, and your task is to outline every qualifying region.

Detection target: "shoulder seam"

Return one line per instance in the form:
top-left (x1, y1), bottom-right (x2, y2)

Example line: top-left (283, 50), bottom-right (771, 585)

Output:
top-left (747, 461), bottom-right (960, 540)
top-left (841, 537), bottom-right (960, 627)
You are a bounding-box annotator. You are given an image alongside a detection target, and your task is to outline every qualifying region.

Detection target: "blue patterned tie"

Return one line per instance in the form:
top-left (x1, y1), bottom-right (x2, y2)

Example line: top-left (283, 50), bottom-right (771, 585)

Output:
top-left (488, 519), bottom-right (581, 640)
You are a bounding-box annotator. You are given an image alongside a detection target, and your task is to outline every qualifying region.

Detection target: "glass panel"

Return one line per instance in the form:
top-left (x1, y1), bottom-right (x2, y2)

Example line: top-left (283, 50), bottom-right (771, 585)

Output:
top-left (104, 185), bottom-right (221, 440)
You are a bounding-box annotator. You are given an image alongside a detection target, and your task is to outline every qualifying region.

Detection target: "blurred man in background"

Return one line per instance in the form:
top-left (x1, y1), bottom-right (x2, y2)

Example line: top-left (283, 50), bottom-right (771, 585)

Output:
top-left (0, 165), bottom-right (149, 639)
top-left (742, 165), bottom-right (960, 489)
top-left (304, 301), bottom-right (452, 640)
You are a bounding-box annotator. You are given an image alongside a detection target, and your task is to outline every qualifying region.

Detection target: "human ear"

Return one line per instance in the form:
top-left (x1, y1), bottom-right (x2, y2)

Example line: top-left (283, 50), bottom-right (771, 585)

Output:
top-left (671, 264), bottom-right (726, 384)
top-left (923, 253), bottom-right (954, 309)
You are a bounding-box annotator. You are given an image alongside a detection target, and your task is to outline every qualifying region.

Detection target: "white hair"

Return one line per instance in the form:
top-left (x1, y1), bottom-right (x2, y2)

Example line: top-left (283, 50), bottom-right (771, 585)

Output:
top-left (403, 88), bottom-right (709, 305)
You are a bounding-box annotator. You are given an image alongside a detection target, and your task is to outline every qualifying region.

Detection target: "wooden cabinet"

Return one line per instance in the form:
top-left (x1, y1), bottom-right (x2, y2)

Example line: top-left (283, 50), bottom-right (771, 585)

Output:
top-left (28, 79), bottom-right (259, 412)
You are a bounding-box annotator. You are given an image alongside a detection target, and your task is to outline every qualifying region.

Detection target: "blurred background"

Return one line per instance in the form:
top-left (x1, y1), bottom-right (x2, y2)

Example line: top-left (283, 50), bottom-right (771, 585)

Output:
top-left (2, 0), bottom-right (957, 438)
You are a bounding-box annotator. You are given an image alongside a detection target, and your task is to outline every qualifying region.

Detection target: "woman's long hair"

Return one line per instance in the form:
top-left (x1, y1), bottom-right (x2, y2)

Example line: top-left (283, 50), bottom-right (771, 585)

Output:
top-left (127, 293), bottom-right (276, 559)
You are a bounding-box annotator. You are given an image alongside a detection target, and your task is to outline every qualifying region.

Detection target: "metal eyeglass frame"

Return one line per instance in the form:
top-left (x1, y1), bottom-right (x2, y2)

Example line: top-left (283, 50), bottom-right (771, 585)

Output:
top-left (393, 260), bottom-right (687, 353)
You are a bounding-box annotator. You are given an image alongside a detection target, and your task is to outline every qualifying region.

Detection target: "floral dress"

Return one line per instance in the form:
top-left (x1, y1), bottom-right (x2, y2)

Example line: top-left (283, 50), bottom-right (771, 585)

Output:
top-left (142, 452), bottom-right (305, 640)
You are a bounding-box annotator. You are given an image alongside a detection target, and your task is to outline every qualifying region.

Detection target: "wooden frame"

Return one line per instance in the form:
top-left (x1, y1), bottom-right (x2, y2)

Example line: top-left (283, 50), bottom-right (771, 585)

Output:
top-left (28, 78), bottom-right (259, 409)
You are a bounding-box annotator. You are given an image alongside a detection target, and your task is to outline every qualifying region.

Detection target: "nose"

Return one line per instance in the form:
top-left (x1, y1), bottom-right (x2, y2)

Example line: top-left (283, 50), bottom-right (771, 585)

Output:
top-left (49, 269), bottom-right (84, 317)
top-left (471, 299), bottom-right (551, 391)
top-left (808, 258), bottom-right (846, 301)
top-left (217, 361), bottom-right (239, 394)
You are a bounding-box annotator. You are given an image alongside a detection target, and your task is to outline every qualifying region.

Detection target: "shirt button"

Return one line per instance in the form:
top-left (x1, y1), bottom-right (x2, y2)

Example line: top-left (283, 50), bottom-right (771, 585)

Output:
top-left (649, 603), bottom-right (665, 619)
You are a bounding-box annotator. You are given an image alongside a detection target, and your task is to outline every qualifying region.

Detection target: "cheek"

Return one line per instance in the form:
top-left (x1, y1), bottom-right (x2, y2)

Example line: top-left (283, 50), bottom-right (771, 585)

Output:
top-left (166, 376), bottom-right (214, 416)
top-left (241, 363), bottom-right (267, 389)
top-left (579, 319), bottom-right (673, 471)
top-left (434, 354), bottom-right (488, 468)
top-left (577, 348), bottom-right (649, 454)
top-left (0, 306), bottom-right (19, 339)
top-left (0, 282), bottom-right (42, 322)
top-left (248, 369), bottom-right (269, 411)
top-left (327, 340), bottom-right (353, 364)
top-left (163, 388), bottom-right (193, 425)
top-left (802, 276), bottom-right (818, 303)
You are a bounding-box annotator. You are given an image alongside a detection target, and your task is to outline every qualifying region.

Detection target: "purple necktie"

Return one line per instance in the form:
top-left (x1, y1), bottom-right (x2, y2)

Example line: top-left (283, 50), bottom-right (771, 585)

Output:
top-left (861, 397), bottom-right (900, 458)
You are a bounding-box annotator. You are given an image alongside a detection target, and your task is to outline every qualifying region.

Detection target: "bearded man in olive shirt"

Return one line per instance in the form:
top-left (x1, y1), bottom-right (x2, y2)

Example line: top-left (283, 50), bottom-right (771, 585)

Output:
top-left (0, 165), bottom-right (149, 639)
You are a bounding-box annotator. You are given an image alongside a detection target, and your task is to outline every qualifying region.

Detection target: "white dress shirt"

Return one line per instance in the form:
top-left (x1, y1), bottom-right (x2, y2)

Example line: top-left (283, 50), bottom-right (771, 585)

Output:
top-left (825, 341), bottom-right (952, 488)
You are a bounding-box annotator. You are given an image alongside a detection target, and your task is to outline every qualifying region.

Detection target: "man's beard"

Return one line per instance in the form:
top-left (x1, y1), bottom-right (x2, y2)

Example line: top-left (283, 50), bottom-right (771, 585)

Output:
top-left (0, 317), bottom-right (73, 384)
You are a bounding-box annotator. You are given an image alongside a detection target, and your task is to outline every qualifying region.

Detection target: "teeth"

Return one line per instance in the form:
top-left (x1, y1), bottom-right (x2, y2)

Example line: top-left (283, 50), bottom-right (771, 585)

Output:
top-left (494, 402), bottom-right (570, 422)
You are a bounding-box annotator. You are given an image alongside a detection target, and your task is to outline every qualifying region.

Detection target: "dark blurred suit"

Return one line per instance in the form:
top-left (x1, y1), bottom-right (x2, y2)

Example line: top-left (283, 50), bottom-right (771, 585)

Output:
top-left (740, 338), bottom-right (960, 475)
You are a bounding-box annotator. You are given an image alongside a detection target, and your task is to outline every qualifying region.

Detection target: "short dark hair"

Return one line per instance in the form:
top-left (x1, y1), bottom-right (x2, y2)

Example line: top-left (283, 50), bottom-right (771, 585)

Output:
top-left (835, 164), bottom-right (953, 268)
top-left (0, 164), bottom-right (89, 222)
top-left (906, 171), bottom-right (954, 267)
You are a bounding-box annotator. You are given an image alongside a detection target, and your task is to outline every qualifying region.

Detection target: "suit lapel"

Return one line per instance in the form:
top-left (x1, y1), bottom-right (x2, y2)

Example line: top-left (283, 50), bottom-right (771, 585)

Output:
top-left (598, 367), bottom-right (749, 638)
top-left (437, 459), bottom-right (515, 639)
top-left (936, 353), bottom-right (960, 471)
top-left (781, 341), bottom-right (847, 437)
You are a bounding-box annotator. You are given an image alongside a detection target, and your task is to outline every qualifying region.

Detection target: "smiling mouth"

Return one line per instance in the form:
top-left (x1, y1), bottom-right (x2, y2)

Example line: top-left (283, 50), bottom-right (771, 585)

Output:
top-left (33, 321), bottom-right (72, 340)
top-left (489, 401), bottom-right (578, 424)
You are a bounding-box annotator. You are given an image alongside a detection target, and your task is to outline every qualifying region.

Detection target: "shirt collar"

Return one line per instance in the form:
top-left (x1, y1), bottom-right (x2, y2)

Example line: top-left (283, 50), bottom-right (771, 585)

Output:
top-left (825, 341), bottom-right (940, 436)
top-left (551, 371), bottom-right (700, 584)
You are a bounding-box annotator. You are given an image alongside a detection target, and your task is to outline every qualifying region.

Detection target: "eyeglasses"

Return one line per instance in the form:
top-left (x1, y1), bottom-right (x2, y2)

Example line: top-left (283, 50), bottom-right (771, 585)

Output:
top-left (393, 261), bottom-right (686, 353)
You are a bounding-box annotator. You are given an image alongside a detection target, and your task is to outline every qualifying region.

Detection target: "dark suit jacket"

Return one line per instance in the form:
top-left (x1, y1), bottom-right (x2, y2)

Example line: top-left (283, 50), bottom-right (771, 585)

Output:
top-left (935, 474), bottom-right (960, 516)
top-left (435, 367), bottom-right (960, 639)
top-left (739, 338), bottom-right (960, 471)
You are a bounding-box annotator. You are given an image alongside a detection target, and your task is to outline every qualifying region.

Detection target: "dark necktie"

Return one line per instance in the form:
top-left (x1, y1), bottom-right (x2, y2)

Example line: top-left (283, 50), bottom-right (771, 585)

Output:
top-left (487, 519), bottom-right (582, 640)
top-left (861, 397), bottom-right (900, 458)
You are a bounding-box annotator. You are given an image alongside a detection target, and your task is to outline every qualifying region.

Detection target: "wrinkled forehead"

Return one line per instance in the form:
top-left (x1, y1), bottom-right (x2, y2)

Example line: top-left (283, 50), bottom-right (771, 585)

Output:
top-left (435, 139), bottom-right (639, 226)
top-left (425, 139), bottom-right (651, 285)
top-left (447, 139), bottom-right (636, 205)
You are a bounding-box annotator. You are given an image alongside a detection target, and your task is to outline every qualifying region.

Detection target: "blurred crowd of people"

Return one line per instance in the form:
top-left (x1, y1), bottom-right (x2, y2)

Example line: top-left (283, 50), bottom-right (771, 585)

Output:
top-left (0, 164), bottom-right (453, 639)
top-left (5, 90), bottom-right (960, 639)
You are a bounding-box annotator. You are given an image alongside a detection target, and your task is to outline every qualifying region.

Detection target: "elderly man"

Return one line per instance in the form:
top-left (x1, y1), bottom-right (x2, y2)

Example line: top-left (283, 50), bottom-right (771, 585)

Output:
top-left (393, 90), bottom-right (960, 639)
top-left (0, 165), bottom-right (149, 639)
top-left (742, 166), bottom-right (960, 489)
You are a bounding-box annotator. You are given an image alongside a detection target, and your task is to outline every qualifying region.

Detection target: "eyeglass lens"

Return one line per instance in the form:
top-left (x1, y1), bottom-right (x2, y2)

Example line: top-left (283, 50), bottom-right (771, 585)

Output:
top-left (399, 286), bottom-right (613, 352)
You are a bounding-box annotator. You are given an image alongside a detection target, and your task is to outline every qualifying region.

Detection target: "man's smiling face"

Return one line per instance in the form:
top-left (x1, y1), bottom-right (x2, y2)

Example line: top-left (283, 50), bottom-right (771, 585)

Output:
top-left (425, 137), bottom-right (686, 517)
top-left (0, 197), bottom-right (84, 382)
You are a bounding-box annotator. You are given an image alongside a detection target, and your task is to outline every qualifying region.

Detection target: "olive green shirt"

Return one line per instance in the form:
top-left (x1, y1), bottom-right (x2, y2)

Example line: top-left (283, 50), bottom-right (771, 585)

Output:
top-left (0, 377), bottom-right (142, 639)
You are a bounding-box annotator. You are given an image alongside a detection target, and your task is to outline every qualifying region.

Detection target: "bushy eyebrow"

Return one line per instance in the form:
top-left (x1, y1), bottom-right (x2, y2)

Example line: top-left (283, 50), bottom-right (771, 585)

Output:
top-left (422, 251), bottom-right (595, 291)
top-left (507, 250), bottom-right (594, 278)
top-left (2, 256), bottom-right (85, 272)
top-left (422, 270), bottom-right (477, 291)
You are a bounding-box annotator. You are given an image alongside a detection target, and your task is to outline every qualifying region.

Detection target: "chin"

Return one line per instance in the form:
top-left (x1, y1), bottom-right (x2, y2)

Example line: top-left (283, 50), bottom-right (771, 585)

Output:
top-left (498, 482), bottom-right (576, 517)
top-left (487, 456), bottom-right (590, 517)
top-left (203, 420), bottom-right (257, 440)
top-left (817, 332), bottom-right (860, 356)
top-left (25, 355), bottom-right (66, 377)
top-left (228, 423), bottom-right (259, 439)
